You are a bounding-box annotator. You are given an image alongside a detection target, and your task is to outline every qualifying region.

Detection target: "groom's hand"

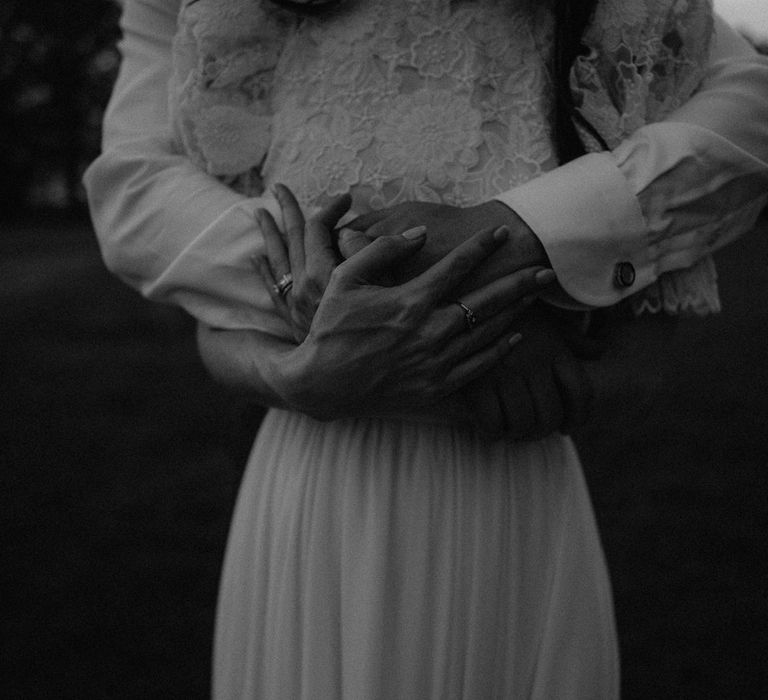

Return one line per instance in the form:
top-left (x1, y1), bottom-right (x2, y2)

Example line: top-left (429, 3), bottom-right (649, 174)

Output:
top-left (459, 307), bottom-right (595, 440)
top-left (338, 200), bottom-right (549, 293)
top-left (578, 310), bottom-right (679, 429)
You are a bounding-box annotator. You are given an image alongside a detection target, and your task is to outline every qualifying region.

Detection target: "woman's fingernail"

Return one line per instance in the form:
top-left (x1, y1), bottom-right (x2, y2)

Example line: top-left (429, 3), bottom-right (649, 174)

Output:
top-left (337, 211), bottom-right (356, 227)
top-left (493, 226), bottom-right (509, 242)
top-left (535, 268), bottom-right (557, 286)
top-left (338, 227), bottom-right (355, 242)
top-left (508, 332), bottom-right (523, 347)
top-left (402, 225), bottom-right (427, 240)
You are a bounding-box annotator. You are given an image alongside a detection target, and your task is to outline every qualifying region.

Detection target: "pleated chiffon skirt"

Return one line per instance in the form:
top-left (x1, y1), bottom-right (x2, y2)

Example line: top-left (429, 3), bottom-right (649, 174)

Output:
top-left (213, 409), bottom-right (619, 699)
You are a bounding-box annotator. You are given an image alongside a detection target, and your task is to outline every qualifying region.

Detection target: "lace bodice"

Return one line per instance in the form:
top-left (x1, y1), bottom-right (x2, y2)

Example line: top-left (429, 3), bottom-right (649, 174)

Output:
top-left (169, 0), bottom-right (717, 314)
top-left (172, 0), bottom-right (561, 213)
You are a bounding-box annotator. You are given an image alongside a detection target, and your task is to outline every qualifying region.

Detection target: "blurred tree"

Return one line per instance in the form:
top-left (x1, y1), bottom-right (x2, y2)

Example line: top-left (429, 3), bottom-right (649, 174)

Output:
top-left (0, 0), bottom-right (121, 218)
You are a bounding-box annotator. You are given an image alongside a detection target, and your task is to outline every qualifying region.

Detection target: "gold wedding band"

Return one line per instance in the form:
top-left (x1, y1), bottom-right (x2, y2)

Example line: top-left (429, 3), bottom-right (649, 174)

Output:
top-left (456, 301), bottom-right (477, 331)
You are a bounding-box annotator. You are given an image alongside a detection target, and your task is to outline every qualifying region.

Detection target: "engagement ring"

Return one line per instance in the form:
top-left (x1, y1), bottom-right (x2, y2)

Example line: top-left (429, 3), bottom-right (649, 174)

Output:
top-left (274, 273), bottom-right (294, 297)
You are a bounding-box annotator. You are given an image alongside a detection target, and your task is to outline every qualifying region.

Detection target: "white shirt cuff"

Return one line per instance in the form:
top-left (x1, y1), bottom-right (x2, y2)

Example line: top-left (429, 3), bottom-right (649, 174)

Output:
top-left (495, 153), bottom-right (650, 307)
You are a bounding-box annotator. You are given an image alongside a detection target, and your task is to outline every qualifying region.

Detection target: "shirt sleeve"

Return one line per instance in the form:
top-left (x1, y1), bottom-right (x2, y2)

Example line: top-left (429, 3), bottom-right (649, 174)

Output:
top-left (83, 0), bottom-right (290, 334)
top-left (495, 15), bottom-right (768, 308)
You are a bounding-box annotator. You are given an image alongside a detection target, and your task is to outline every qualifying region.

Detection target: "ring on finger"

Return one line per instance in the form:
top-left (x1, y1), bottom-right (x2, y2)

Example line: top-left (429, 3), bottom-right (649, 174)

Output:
top-left (273, 272), bottom-right (294, 298)
top-left (455, 301), bottom-right (478, 332)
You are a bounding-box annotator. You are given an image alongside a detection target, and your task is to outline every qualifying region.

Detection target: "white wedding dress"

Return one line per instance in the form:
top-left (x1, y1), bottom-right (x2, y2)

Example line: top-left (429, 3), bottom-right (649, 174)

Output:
top-left (172, 0), bottom-right (623, 696)
top-left (218, 413), bottom-right (617, 698)
top-left (81, 0), bottom-right (768, 691)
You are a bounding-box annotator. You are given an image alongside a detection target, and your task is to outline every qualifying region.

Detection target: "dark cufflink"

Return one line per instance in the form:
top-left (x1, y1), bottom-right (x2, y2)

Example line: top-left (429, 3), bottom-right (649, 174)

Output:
top-left (613, 261), bottom-right (636, 289)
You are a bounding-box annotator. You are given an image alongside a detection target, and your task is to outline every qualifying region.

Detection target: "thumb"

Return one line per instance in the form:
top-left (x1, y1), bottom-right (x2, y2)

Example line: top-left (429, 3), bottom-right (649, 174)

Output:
top-left (335, 226), bottom-right (426, 285)
top-left (318, 193), bottom-right (352, 230)
top-left (337, 227), bottom-right (373, 259)
top-left (344, 208), bottom-right (390, 231)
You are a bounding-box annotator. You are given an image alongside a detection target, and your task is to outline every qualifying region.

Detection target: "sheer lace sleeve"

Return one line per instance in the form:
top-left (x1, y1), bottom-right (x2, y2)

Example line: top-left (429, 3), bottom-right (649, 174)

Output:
top-left (574, 0), bottom-right (714, 143)
top-left (577, 0), bottom-right (722, 316)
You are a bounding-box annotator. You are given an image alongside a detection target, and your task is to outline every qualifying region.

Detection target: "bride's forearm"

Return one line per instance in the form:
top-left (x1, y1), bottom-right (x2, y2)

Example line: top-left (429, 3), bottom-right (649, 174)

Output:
top-left (196, 323), bottom-right (292, 410)
top-left (196, 322), bottom-right (470, 426)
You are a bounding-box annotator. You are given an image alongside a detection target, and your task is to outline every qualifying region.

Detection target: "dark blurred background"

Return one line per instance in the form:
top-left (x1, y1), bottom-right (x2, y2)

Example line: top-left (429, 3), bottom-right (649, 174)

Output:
top-left (1, 1), bottom-right (767, 698)
top-left (0, 0), bottom-right (120, 219)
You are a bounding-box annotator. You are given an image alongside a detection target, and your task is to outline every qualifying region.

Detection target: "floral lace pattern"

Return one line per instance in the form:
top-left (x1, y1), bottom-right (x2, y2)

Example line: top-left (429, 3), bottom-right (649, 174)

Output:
top-left (170, 0), bottom-right (717, 315)
top-left (172, 0), bottom-right (557, 210)
top-left (571, 0), bottom-right (717, 314)
top-left (575, 0), bottom-right (713, 140)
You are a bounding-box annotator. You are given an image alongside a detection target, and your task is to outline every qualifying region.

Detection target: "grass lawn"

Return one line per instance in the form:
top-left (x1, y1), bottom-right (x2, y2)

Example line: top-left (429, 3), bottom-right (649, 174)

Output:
top-left (2, 214), bottom-right (767, 699)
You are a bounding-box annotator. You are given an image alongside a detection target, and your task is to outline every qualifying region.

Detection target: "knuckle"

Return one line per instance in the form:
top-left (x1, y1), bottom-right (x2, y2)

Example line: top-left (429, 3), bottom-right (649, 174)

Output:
top-left (293, 277), bottom-right (308, 297)
top-left (413, 326), bottom-right (434, 352)
top-left (328, 266), bottom-right (346, 287)
top-left (378, 235), bottom-right (402, 251)
top-left (449, 250), bottom-right (476, 276)
top-left (295, 276), bottom-right (319, 302)
top-left (293, 298), bottom-right (311, 320)
top-left (393, 290), bottom-right (420, 322)
top-left (305, 268), bottom-right (327, 294)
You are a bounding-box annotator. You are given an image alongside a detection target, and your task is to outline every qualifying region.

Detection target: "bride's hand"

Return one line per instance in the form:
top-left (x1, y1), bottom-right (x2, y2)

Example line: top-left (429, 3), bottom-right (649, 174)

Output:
top-left (457, 308), bottom-right (594, 440)
top-left (254, 183), bottom-right (351, 343)
top-left (464, 306), bottom-right (679, 441)
top-left (254, 190), bottom-right (557, 421)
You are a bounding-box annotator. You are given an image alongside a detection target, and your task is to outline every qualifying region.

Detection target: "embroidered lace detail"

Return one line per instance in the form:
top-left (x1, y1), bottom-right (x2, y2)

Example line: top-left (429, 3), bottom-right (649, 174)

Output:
top-left (574, 0), bottom-right (713, 145)
top-left (631, 255), bottom-right (720, 316)
top-left (171, 0), bottom-right (717, 316)
top-left (173, 0), bottom-right (558, 211)
top-left (170, 0), bottom-right (295, 181)
top-left (571, 0), bottom-right (717, 315)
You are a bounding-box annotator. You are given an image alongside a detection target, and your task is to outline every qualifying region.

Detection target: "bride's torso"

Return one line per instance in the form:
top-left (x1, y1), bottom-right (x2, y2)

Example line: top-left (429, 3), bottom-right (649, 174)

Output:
top-left (169, 0), bottom-right (719, 316)
top-left (170, 0), bottom-right (559, 214)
